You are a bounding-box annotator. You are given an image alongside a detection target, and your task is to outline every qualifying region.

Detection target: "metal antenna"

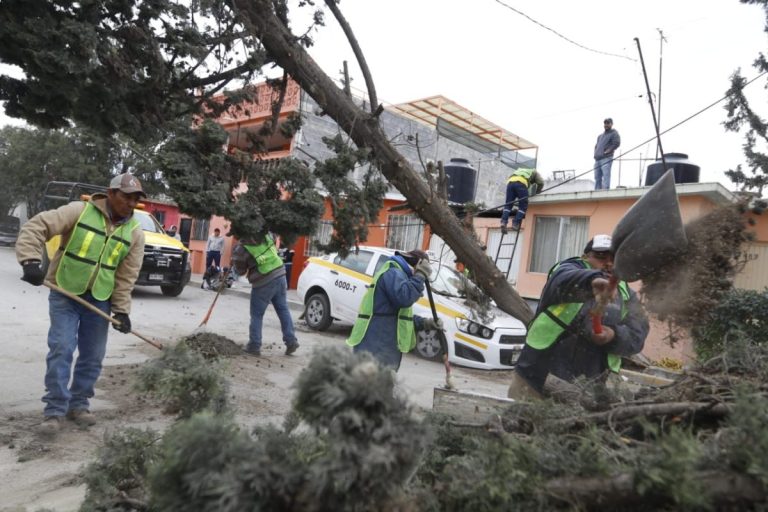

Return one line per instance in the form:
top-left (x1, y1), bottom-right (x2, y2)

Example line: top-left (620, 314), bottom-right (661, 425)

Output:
top-left (635, 37), bottom-right (668, 174)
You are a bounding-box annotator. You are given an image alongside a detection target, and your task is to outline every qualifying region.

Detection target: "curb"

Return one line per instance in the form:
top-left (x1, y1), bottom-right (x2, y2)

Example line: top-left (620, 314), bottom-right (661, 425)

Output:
top-left (187, 275), bottom-right (305, 314)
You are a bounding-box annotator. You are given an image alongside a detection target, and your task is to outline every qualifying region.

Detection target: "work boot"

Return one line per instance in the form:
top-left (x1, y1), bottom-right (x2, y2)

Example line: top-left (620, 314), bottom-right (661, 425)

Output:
top-left (38, 416), bottom-right (63, 436)
top-left (243, 347), bottom-right (261, 357)
top-left (285, 343), bottom-right (300, 356)
top-left (510, 222), bottom-right (521, 231)
top-left (500, 224), bottom-right (508, 235)
top-left (67, 409), bottom-right (97, 427)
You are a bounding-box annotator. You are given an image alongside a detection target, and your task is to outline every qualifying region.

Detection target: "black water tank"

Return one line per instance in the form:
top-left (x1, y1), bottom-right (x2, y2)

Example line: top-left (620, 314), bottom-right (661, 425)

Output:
top-left (645, 153), bottom-right (700, 186)
top-left (444, 158), bottom-right (477, 204)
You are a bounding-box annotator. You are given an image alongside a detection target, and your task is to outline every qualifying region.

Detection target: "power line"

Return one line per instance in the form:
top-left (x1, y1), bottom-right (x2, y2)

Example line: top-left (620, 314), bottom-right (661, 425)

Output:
top-left (492, 0), bottom-right (636, 62)
top-left (476, 70), bottom-right (768, 215)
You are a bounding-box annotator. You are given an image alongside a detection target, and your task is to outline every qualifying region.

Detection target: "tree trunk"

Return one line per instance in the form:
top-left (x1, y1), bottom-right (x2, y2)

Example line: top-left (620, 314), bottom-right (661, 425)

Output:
top-left (544, 470), bottom-right (765, 509)
top-left (234, 0), bottom-right (533, 323)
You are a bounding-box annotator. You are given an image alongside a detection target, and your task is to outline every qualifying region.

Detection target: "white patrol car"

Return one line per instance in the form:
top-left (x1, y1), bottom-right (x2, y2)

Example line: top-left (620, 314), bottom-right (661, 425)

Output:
top-left (296, 246), bottom-right (527, 370)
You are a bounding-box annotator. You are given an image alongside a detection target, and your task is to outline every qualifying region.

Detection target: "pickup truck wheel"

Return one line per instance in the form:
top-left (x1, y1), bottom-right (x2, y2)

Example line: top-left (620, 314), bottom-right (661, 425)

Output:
top-left (161, 283), bottom-right (185, 297)
top-left (304, 292), bottom-right (332, 331)
top-left (415, 329), bottom-right (444, 360)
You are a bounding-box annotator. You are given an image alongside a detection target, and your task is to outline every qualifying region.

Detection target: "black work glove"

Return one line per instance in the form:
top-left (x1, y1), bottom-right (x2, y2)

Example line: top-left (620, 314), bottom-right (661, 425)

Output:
top-left (21, 260), bottom-right (45, 286)
top-left (112, 313), bottom-right (131, 333)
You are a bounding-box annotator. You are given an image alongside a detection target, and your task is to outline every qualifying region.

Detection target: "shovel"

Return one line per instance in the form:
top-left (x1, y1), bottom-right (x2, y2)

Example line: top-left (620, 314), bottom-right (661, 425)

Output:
top-left (591, 170), bottom-right (688, 333)
top-left (424, 279), bottom-right (455, 390)
top-left (43, 281), bottom-right (164, 350)
top-left (194, 267), bottom-right (232, 334)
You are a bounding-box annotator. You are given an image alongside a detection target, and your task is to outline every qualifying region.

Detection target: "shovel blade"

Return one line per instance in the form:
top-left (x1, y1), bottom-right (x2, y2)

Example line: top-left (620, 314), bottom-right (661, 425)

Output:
top-left (611, 170), bottom-right (687, 282)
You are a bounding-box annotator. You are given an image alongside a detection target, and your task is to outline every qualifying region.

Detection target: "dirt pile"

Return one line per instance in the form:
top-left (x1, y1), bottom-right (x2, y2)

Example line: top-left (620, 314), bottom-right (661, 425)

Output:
top-left (641, 202), bottom-right (759, 333)
top-left (181, 332), bottom-right (244, 359)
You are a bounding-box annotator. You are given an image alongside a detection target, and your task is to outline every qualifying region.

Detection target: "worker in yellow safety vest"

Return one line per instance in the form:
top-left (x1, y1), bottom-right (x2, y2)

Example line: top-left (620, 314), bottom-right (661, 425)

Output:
top-left (508, 234), bottom-right (649, 399)
top-left (16, 173), bottom-right (147, 436)
top-left (347, 249), bottom-right (442, 371)
top-left (500, 167), bottom-right (544, 234)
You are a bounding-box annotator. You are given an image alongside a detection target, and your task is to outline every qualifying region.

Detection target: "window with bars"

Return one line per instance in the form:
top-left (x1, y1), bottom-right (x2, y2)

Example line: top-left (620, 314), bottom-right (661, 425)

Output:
top-left (192, 218), bottom-right (211, 241)
top-left (386, 214), bottom-right (424, 251)
top-left (529, 216), bottom-right (589, 273)
top-left (305, 220), bottom-right (333, 256)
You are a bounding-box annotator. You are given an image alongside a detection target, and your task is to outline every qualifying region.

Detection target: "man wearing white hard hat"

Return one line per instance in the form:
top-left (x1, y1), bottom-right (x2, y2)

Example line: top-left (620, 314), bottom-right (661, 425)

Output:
top-left (508, 234), bottom-right (649, 399)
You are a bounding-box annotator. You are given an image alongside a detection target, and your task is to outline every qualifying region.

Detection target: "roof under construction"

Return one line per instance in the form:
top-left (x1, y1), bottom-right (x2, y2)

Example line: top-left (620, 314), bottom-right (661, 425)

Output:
top-left (389, 95), bottom-right (537, 153)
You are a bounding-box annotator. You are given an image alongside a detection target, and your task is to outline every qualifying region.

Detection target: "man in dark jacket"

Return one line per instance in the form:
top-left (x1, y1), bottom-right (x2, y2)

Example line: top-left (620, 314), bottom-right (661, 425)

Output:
top-left (346, 249), bottom-right (441, 371)
top-left (232, 233), bottom-right (299, 357)
top-left (509, 234), bottom-right (649, 398)
top-left (593, 118), bottom-right (621, 190)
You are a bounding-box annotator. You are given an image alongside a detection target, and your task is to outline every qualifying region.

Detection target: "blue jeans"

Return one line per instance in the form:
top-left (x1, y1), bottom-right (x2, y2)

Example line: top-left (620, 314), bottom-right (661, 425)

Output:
top-left (44, 290), bottom-right (110, 417)
top-left (594, 157), bottom-right (613, 189)
top-left (500, 181), bottom-right (529, 226)
top-left (246, 277), bottom-right (297, 351)
top-left (206, 251), bottom-right (221, 269)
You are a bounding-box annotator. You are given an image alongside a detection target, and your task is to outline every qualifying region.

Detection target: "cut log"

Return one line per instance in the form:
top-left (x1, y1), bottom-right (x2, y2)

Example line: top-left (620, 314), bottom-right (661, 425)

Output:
top-left (432, 387), bottom-right (520, 425)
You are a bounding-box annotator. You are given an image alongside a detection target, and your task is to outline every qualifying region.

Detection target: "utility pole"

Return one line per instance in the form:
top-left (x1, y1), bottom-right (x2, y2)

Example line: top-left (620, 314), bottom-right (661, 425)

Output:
top-left (655, 29), bottom-right (667, 160)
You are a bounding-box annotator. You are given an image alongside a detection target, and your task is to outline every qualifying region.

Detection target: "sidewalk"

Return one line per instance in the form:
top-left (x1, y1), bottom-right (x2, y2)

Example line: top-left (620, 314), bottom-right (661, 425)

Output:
top-left (189, 273), bottom-right (304, 313)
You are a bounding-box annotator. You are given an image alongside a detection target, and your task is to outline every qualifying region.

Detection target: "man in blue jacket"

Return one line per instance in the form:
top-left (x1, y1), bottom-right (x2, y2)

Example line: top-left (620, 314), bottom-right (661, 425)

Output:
top-left (593, 118), bottom-right (621, 190)
top-left (509, 234), bottom-right (649, 399)
top-left (347, 249), bottom-right (442, 371)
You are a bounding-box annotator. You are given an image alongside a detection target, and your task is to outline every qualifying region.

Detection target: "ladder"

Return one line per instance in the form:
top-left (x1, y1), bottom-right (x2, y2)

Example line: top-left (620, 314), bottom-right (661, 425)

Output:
top-left (493, 226), bottom-right (523, 279)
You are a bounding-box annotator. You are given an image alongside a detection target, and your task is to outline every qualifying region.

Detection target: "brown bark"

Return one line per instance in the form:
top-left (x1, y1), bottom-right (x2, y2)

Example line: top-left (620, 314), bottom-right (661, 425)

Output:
top-left (554, 401), bottom-right (731, 429)
top-left (231, 0), bottom-right (533, 322)
top-left (545, 470), bottom-right (765, 509)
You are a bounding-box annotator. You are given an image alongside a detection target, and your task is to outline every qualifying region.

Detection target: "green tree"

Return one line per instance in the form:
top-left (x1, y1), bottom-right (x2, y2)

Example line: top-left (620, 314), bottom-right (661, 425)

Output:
top-left (723, 0), bottom-right (768, 197)
top-left (0, 125), bottom-right (166, 217)
top-left (0, 0), bottom-right (533, 321)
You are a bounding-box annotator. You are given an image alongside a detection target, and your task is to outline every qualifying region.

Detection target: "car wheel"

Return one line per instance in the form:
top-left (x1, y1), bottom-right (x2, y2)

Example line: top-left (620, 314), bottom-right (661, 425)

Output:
top-left (415, 328), bottom-right (444, 360)
top-left (305, 292), bottom-right (333, 331)
top-left (161, 283), bottom-right (185, 297)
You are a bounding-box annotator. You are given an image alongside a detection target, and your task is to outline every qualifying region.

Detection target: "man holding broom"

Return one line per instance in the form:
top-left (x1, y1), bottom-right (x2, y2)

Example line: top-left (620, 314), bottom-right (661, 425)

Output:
top-left (16, 173), bottom-right (146, 436)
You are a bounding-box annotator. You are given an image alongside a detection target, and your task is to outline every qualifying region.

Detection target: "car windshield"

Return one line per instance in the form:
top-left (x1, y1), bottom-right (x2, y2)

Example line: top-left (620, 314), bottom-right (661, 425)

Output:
top-left (429, 263), bottom-right (474, 299)
top-left (134, 210), bottom-right (162, 233)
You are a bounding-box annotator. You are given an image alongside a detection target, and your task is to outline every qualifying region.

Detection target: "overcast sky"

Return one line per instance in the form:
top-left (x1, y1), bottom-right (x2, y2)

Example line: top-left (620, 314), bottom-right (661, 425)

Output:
top-left (2, 1), bottom-right (765, 189)
top-left (298, 0), bottom-right (767, 188)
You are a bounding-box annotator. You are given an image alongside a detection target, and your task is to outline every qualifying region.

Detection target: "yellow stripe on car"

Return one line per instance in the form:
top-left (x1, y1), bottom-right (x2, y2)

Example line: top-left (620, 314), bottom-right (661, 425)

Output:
top-left (455, 333), bottom-right (488, 350)
top-left (310, 258), bottom-right (372, 281)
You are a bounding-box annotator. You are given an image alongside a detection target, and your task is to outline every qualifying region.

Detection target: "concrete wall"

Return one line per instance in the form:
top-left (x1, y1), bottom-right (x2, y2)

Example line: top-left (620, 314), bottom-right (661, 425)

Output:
top-left (295, 93), bottom-right (533, 209)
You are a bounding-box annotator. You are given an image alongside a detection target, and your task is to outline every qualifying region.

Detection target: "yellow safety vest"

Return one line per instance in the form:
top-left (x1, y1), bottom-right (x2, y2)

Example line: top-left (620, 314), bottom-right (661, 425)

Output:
top-left (56, 202), bottom-right (139, 300)
top-left (346, 260), bottom-right (417, 353)
top-left (507, 167), bottom-right (535, 186)
top-left (243, 235), bottom-right (284, 274)
top-left (525, 259), bottom-right (629, 373)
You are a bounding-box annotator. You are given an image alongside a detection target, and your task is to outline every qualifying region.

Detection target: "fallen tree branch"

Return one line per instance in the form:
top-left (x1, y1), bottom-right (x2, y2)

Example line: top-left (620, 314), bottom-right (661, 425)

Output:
top-left (554, 401), bottom-right (731, 429)
top-left (545, 470), bottom-right (765, 509)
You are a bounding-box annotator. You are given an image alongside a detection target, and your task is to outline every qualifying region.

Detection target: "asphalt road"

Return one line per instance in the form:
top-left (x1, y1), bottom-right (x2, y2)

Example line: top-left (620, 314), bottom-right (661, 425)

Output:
top-left (0, 246), bottom-right (513, 418)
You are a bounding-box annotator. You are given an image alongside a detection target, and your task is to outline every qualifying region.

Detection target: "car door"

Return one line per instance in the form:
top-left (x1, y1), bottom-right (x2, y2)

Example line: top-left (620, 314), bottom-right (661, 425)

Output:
top-left (329, 249), bottom-right (375, 321)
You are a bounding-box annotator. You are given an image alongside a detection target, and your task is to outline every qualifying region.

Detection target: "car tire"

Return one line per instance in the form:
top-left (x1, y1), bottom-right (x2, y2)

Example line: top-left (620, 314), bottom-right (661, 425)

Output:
top-left (304, 292), bottom-right (333, 331)
top-left (161, 283), bottom-right (185, 297)
top-left (415, 328), bottom-right (444, 360)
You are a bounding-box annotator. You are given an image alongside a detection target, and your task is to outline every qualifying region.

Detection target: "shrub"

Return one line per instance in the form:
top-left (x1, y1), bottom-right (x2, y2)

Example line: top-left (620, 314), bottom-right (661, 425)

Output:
top-left (693, 288), bottom-right (768, 361)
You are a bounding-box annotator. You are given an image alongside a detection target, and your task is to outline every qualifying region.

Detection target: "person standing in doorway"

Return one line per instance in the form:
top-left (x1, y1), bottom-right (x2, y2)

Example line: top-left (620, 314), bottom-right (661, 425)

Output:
top-left (167, 225), bottom-right (181, 241)
top-left (593, 118), bottom-right (621, 190)
top-left (205, 228), bottom-right (225, 270)
top-left (15, 173), bottom-right (146, 435)
top-left (232, 233), bottom-right (299, 357)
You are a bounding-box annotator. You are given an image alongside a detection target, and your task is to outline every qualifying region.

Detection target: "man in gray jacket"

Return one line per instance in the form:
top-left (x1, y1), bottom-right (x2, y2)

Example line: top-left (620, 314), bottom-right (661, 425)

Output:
top-left (593, 118), bottom-right (621, 190)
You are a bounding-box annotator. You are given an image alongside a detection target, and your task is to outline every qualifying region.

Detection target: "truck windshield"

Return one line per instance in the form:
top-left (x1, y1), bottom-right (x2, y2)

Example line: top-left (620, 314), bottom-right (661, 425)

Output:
top-left (133, 211), bottom-right (162, 233)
